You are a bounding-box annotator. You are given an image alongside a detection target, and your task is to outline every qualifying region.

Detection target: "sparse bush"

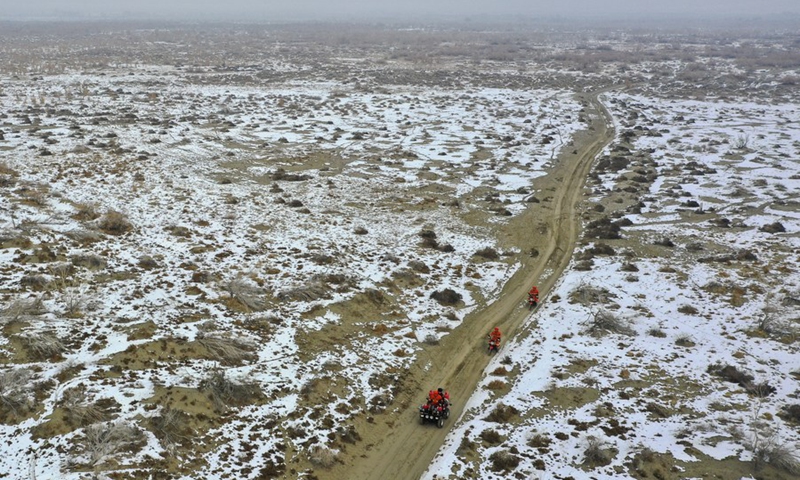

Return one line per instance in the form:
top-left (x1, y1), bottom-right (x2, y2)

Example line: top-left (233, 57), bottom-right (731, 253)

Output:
top-left (60, 388), bottom-right (115, 427)
top-left (674, 334), bottom-right (695, 347)
top-left (474, 247), bottom-right (499, 260)
top-left (585, 217), bottom-right (622, 239)
top-left (1, 296), bottom-right (47, 323)
top-left (430, 288), bottom-right (462, 305)
top-left (423, 333), bottom-right (439, 345)
top-left (0, 368), bottom-right (33, 421)
top-left (779, 404), bottom-right (800, 424)
top-left (199, 370), bottom-right (262, 412)
top-left (759, 222), bottom-right (786, 234)
top-left (149, 408), bottom-right (192, 453)
top-left (479, 428), bottom-right (503, 445)
top-left (97, 210), bottom-right (132, 235)
top-left (20, 331), bottom-right (66, 360)
top-left (569, 284), bottom-right (613, 305)
top-left (586, 310), bottom-right (635, 336)
top-left (707, 363), bottom-right (776, 396)
top-left (197, 333), bottom-right (256, 365)
top-left (79, 421), bottom-right (146, 466)
top-left (678, 305), bottom-right (698, 315)
top-left (308, 444), bottom-right (339, 468)
top-left (583, 436), bottom-right (613, 467)
top-left (485, 403), bottom-right (519, 423)
top-left (70, 253), bottom-right (106, 270)
top-left (647, 327), bottom-right (667, 338)
top-left (221, 274), bottom-right (266, 310)
top-left (752, 435), bottom-right (800, 475)
top-left (489, 449), bottom-right (520, 472)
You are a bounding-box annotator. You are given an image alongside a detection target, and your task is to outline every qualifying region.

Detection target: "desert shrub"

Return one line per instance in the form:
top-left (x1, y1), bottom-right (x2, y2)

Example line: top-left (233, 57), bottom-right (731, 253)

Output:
top-left (759, 222), bottom-right (786, 234)
top-left (583, 436), bottom-right (613, 467)
top-left (474, 247), bottom-right (499, 260)
top-left (199, 370), bottom-right (262, 412)
top-left (479, 428), bottom-right (503, 445)
top-left (97, 210), bottom-right (132, 235)
top-left (586, 310), bottom-right (635, 336)
top-left (20, 331), bottom-right (66, 360)
top-left (485, 403), bottom-right (519, 423)
top-left (277, 279), bottom-right (329, 302)
top-left (674, 334), bottom-right (695, 347)
top-left (197, 333), bottom-right (256, 365)
top-left (486, 380), bottom-right (507, 390)
top-left (528, 433), bottom-right (552, 449)
top-left (70, 253), bottom-right (107, 270)
top-left (423, 334), bottom-right (439, 345)
top-left (353, 226), bottom-right (368, 235)
top-left (308, 445), bottom-right (339, 468)
top-left (20, 274), bottom-right (49, 290)
top-left (779, 404), bottom-right (800, 424)
top-left (221, 274), bottom-right (266, 310)
top-left (620, 262), bottom-right (639, 272)
top-left (647, 327), bottom-right (667, 338)
top-left (489, 450), bottom-right (520, 472)
top-left (1, 296), bottom-right (47, 323)
top-left (0, 368), bottom-right (34, 422)
top-left (456, 437), bottom-right (477, 456)
top-left (150, 408), bottom-right (192, 453)
top-left (707, 363), bottom-right (776, 396)
top-left (678, 305), bottom-right (699, 314)
top-left (271, 168), bottom-right (310, 182)
top-left (589, 243), bottom-right (616, 255)
top-left (72, 202), bottom-right (100, 221)
top-left (752, 435), bottom-right (800, 475)
top-left (585, 217), bottom-right (622, 239)
top-left (408, 260), bottom-right (430, 273)
top-left (430, 288), bottom-right (462, 305)
top-left (60, 388), bottom-right (116, 427)
top-left (138, 255), bottom-right (160, 269)
top-left (78, 421), bottom-right (146, 466)
top-left (569, 284), bottom-right (613, 305)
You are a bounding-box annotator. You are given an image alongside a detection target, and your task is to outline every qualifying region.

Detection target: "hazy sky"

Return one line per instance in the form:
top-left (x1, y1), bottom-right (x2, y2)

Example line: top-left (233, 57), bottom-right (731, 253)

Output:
top-left (4, 0), bottom-right (800, 21)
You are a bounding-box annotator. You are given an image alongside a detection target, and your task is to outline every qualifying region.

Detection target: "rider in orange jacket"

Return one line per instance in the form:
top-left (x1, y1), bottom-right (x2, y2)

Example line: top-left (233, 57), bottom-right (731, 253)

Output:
top-left (528, 285), bottom-right (540, 302)
top-left (490, 327), bottom-right (502, 343)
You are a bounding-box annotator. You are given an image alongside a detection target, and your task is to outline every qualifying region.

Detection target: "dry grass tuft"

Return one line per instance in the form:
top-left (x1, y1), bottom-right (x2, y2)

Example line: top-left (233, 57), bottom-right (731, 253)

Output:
top-left (308, 444), bottom-right (339, 468)
top-left (489, 449), bottom-right (520, 472)
top-left (20, 331), bottom-right (66, 360)
top-left (0, 368), bottom-right (34, 421)
top-left (197, 333), bottom-right (256, 365)
top-left (199, 370), bottom-right (262, 412)
top-left (78, 421), bottom-right (146, 466)
top-left (586, 310), bottom-right (635, 336)
top-left (97, 210), bottom-right (132, 235)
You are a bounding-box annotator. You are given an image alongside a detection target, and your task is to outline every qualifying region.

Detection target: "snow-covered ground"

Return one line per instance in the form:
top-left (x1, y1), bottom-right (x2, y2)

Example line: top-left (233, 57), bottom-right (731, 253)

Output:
top-left (425, 93), bottom-right (800, 479)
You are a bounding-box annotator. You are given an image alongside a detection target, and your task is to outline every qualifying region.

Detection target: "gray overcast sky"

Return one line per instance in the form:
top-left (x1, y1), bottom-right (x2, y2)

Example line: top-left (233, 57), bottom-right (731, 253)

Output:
top-left (3, 0), bottom-right (800, 21)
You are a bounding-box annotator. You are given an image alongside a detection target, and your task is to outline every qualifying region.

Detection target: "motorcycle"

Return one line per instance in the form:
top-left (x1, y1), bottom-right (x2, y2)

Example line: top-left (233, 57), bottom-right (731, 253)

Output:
top-left (527, 294), bottom-right (539, 311)
top-left (488, 336), bottom-right (500, 354)
top-left (419, 401), bottom-right (450, 428)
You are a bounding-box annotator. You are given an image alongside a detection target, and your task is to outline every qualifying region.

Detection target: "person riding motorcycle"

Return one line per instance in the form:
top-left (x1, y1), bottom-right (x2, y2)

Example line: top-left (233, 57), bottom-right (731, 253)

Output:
top-left (437, 387), bottom-right (450, 408)
top-left (490, 327), bottom-right (502, 343)
top-left (528, 285), bottom-right (540, 303)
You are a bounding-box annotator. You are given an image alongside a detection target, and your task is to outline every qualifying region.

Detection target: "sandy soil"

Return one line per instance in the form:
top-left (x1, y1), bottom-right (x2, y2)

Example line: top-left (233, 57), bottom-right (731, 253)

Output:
top-left (318, 90), bottom-right (614, 480)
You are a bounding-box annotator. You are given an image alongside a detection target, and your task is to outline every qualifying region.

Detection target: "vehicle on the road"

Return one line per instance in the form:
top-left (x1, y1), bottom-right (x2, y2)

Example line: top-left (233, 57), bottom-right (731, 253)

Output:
top-left (420, 389), bottom-right (451, 428)
top-left (419, 401), bottom-right (450, 427)
top-left (487, 336), bottom-right (500, 354)
top-left (527, 294), bottom-right (538, 310)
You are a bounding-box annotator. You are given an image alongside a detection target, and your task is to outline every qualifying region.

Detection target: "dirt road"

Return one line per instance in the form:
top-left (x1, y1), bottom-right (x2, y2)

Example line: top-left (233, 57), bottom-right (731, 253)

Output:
top-left (325, 90), bottom-right (614, 480)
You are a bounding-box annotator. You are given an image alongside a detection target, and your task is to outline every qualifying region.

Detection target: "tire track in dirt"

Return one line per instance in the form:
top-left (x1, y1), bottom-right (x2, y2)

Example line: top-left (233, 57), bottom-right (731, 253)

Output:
top-left (324, 90), bottom-right (614, 480)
